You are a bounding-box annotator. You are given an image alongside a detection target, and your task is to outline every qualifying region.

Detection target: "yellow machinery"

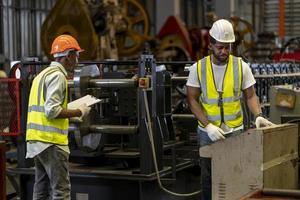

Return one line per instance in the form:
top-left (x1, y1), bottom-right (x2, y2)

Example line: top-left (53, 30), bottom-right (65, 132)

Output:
top-left (41, 0), bottom-right (150, 60)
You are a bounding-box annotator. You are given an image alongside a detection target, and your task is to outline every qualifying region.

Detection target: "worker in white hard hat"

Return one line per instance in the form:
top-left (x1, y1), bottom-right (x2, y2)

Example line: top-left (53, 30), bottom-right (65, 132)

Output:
top-left (186, 19), bottom-right (274, 199)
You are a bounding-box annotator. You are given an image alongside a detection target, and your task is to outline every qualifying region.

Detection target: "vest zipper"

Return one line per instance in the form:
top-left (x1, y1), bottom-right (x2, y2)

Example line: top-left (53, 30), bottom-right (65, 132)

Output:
top-left (217, 90), bottom-right (225, 123)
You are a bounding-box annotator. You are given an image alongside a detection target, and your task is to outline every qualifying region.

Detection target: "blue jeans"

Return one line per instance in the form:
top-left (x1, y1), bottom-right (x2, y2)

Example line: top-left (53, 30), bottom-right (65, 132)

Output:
top-left (197, 127), bottom-right (242, 200)
top-left (33, 145), bottom-right (70, 200)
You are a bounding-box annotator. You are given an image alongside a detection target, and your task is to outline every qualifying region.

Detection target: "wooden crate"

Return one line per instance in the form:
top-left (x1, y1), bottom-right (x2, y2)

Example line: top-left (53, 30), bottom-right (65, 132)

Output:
top-left (200, 124), bottom-right (298, 200)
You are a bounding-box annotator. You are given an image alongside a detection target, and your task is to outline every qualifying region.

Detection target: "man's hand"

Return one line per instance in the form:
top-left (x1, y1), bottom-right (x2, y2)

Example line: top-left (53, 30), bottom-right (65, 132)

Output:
top-left (70, 104), bottom-right (91, 123)
top-left (205, 123), bottom-right (225, 141)
top-left (70, 117), bottom-right (83, 123)
top-left (255, 116), bottom-right (275, 128)
top-left (78, 103), bottom-right (91, 118)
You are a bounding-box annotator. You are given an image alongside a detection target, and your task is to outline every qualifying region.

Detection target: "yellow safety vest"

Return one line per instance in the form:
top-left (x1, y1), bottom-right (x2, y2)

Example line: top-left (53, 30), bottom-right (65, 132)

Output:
top-left (197, 55), bottom-right (243, 128)
top-left (26, 66), bottom-right (69, 145)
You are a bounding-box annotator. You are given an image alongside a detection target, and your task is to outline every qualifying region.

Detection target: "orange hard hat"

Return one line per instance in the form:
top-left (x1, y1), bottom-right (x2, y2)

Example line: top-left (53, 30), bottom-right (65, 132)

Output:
top-left (50, 34), bottom-right (84, 55)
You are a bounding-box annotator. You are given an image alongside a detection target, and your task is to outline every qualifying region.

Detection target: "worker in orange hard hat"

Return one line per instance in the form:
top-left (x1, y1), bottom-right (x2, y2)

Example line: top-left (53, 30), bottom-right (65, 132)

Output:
top-left (26, 34), bottom-right (90, 200)
top-left (50, 34), bottom-right (84, 75)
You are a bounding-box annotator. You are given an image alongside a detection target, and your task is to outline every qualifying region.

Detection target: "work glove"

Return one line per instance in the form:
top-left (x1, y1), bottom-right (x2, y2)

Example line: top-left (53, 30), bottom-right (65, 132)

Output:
top-left (255, 116), bottom-right (275, 128)
top-left (205, 123), bottom-right (226, 141)
top-left (78, 103), bottom-right (91, 118)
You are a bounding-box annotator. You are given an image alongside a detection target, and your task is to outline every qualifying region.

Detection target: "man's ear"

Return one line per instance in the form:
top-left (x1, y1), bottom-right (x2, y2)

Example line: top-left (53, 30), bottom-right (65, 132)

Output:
top-left (66, 53), bottom-right (71, 59)
top-left (65, 54), bottom-right (72, 62)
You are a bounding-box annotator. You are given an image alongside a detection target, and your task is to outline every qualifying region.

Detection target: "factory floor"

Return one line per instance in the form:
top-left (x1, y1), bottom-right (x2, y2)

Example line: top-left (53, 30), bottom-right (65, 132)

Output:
top-left (6, 169), bottom-right (19, 200)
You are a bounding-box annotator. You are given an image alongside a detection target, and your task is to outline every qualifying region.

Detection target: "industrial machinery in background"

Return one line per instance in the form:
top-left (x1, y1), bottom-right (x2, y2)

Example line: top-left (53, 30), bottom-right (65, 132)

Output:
top-left (245, 33), bottom-right (300, 63)
top-left (249, 62), bottom-right (300, 117)
top-left (243, 32), bottom-right (279, 62)
top-left (155, 15), bottom-right (255, 74)
top-left (269, 84), bottom-right (300, 124)
top-left (273, 37), bottom-right (300, 62)
top-left (7, 53), bottom-right (200, 200)
top-left (156, 16), bottom-right (194, 63)
top-left (41, 0), bottom-right (150, 60)
top-left (229, 16), bottom-right (254, 56)
top-left (244, 34), bottom-right (300, 119)
top-left (41, 0), bottom-right (255, 65)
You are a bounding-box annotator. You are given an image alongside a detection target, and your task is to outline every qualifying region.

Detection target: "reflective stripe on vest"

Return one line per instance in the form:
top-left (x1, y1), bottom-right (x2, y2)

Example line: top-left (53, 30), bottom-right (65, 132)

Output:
top-left (26, 66), bottom-right (69, 145)
top-left (197, 55), bottom-right (243, 128)
top-left (27, 123), bottom-right (68, 135)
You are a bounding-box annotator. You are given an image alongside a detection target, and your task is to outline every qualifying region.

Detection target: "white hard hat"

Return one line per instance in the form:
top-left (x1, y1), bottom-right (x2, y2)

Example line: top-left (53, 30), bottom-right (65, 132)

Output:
top-left (209, 19), bottom-right (235, 43)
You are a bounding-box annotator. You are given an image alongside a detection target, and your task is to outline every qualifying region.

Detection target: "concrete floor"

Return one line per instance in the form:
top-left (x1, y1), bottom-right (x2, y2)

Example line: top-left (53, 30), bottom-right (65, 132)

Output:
top-left (6, 177), bottom-right (19, 199)
top-left (4, 143), bottom-right (20, 200)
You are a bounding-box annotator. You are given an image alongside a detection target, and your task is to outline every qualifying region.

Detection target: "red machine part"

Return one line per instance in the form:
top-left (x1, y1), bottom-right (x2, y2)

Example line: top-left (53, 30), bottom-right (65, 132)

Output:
top-left (157, 16), bottom-right (193, 58)
top-left (272, 37), bottom-right (300, 62)
top-left (189, 27), bottom-right (210, 60)
top-left (272, 52), bottom-right (300, 62)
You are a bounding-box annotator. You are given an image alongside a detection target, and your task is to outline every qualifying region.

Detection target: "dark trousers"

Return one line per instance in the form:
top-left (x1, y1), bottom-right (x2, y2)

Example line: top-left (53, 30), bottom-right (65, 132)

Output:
top-left (33, 145), bottom-right (70, 200)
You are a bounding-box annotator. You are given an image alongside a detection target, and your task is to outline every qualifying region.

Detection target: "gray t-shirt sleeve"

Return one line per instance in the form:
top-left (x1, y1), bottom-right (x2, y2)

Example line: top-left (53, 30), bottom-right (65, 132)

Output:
top-left (44, 71), bottom-right (66, 119)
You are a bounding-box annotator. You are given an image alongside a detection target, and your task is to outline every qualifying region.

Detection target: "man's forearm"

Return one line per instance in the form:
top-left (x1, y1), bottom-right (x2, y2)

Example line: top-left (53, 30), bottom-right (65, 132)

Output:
top-left (244, 86), bottom-right (262, 117)
top-left (246, 94), bottom-right (262, 117)
top-left (56, 108), bottom-right (82, 119)
top-left (188, 98), bottom-right (209, 127)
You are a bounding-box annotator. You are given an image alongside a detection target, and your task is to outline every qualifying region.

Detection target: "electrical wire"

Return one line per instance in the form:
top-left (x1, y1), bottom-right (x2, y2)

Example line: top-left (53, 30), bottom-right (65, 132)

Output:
top-left (142, 89), bottom-right (201, 197)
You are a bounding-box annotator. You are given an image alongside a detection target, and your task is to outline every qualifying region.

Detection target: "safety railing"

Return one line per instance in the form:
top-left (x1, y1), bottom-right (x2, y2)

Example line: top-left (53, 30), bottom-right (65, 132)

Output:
top-left (0, 78), bottom-right (21, 136)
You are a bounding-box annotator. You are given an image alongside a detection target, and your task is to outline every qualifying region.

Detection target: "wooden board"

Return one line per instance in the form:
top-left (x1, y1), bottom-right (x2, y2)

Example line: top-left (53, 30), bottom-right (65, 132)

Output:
top-left (199, 124), bottom-right (298, 200)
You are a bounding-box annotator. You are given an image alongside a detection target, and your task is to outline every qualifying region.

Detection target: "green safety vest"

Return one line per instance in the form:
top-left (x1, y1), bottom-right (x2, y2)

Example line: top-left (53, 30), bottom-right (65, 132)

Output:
top-left (26, 65), bottom-right (69, 145)
top-left (197, 55), bottom-right (243, 128)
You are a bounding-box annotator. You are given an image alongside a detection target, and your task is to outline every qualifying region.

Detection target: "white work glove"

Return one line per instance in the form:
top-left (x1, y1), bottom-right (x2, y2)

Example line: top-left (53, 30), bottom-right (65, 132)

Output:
top-left (78, 103), bottom-right (91, 118)
top-left (255, 116), bottom-right (275, 128)
top-left (205, 123), bottom-right (226, 141)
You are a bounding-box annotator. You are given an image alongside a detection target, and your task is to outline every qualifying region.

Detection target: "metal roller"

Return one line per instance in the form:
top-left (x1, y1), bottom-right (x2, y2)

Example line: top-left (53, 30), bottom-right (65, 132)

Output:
top-left (172, 114), bottom-right (195, 119)
top-left (70, 76), bottom-right (186, 86)
top-left (69, 124), bottom-right (138, 135)
top-left (89, 79), bottom-right (137, 88)
top-left (73, 64), bottom-right (101, 98)
top-left (90, 125), bottom-right (138, 134)
top-left (263, 188), bottom-right (300, 197)
top-left (70, 64), bottom-right (138, 96)
top-left (171, 76), bottom-right (188, 82)
top-left (69, 78), bottom-right (138, 96)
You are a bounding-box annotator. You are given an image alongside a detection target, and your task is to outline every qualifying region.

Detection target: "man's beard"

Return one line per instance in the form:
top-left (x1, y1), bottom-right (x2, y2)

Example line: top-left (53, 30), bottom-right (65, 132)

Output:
top-left (213, 52), bottom-right (229, 64)
top-left (217, 55), bottom-right (228, 63)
